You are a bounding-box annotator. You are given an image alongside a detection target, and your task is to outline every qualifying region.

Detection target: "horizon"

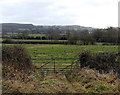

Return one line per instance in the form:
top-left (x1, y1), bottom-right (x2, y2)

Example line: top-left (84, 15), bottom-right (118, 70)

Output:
top-left (2, 23), bottom-right (117, 29)
top-left (0, 0), bottom-right (119, 28)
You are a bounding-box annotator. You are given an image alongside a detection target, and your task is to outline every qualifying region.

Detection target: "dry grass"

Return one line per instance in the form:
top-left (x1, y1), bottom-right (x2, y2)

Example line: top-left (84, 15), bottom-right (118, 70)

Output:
top-left (68, 68), bottom-right (119, 93)
top-left (2, 64), bottom-right (120, 94)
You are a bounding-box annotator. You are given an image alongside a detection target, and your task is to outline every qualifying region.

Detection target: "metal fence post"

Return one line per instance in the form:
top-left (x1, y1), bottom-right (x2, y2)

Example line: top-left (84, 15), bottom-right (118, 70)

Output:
top-left (51, 55), bottom-right (55, 73)
top-left (53, 58), bottom-right (55, 73)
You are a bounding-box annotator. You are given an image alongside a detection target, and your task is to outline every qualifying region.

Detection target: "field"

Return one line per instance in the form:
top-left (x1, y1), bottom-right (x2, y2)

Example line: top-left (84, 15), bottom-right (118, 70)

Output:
top-left (3, 44), bottom-right (118, 71)
top-left (2, 38), bottom-right (68, 43)
top-left (28, 34), bottom-right (45, 37)
top-left (22, 44), bottom-right (118, 69)
top-left (3, 33), bottom-right (45, 38)
top-left (5, 39), bottom-right (67, 42)
top-left (26, 44), bottom-right (118, 59)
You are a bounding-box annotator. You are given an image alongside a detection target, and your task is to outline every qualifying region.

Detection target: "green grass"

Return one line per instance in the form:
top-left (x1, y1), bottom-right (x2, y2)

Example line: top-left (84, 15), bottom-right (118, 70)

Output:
top-left (11, 39), bottom-right (67, 42)
top-left (23, 44), bottom-right (119, 66)
top-left (0, 38), bottom-right (3, 41)
top-left (28, 34), bottom-right (45, 37)
top-left (2, 38), bottom-right (67, 42)
top-left (96, 42), bottom-right (104, 45)
top-left (3, 44), bottom-right (118, 68)
top-left (3, 33), bottom-right (46, 37)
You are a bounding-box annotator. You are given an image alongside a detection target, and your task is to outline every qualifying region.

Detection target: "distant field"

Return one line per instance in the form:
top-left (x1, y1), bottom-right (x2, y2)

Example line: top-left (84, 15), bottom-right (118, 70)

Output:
top-left (3, 33), bottom-right (46, 37)
top-left (28, 34), bottom-right (45, 37)
top-left (0, 38), bottom-right (2, 41)
top-left (2, 38), bottom-right (67, 42)
top-left (11, 39), bottom-right (67, 42)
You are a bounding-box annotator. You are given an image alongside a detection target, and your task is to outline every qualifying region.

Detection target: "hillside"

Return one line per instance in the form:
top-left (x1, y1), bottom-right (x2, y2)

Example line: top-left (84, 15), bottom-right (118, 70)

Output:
top-left (2, 23), bottom-right (34, 34)
top-left (2, 23), bottom-right (94, 34)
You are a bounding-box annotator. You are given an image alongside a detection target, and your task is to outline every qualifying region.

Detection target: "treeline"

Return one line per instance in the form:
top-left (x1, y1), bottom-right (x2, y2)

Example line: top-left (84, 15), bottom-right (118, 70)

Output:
top-left (3, 26), bottom-right (119, 45)
top-left (45, 27), bottom-right (119, 45)
top-left (68, 27), bottom-right (118, 45)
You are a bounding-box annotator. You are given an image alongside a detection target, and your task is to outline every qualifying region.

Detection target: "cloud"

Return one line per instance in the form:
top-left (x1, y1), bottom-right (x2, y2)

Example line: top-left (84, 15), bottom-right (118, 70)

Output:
top-left (0, 0), bottom-right (119, 28)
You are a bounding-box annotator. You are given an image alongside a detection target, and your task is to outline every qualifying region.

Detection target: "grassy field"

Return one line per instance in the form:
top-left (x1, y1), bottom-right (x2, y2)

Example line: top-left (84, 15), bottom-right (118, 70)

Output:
top-left (11, 39), bottom-right (67, 42)
top-left (0, 38), bottom-right (2, 41)
top-left (23, 44), bottom-right (118, 67)
top-left (2, 38), bottom-right (67, 42)
top-left (26, 44), bottom-right (118, 57)
top-left (3, 33), bottom-right (45, 37)
top-left (3, 44), bottom-right (118, 70)
top-left (28, 34), bottom-right (45, 37)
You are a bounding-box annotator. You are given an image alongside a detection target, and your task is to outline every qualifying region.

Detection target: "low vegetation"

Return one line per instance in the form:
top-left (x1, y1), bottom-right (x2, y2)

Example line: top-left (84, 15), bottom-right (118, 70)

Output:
top-left (2, 67), bottom-right (119, 93)
top-left (2, 45), bottom-right (120, 94)
top-left (2, 45), bottom-right (32, 73)
top-left (79, 51), bottom-right (120, 73)
top-left (25, 44), bottom-right (118, 64)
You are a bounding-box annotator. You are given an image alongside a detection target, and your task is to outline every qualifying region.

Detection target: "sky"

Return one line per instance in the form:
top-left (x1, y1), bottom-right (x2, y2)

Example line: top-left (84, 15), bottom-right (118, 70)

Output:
top-left (0, 0), bottom-right (119, 28)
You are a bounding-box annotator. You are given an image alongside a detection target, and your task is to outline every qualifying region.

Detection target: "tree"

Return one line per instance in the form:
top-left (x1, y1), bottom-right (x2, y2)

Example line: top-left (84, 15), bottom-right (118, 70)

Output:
top-left (102, 27), bottom-right (118, 43)
top-left (91, 29), bottom-right (103, 42)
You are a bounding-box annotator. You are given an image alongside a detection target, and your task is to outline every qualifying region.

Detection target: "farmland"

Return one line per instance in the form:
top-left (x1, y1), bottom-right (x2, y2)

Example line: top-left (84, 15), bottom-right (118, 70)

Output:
top-left (2, 23), bottom-right (119, 93)
top-left (3, 44), bottom-right (118, 71)
top-left (3, 39), bottom-right (67, 42)
top-left (25, 44), bottom-right (118, 67)
top-left (26, 44), bottom-right (118, 58)
top-left (4, 44), bottom-right (118, 64)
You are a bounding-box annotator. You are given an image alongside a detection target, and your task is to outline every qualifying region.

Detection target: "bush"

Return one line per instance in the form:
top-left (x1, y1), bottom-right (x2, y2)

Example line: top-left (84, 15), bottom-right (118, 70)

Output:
top-left (2, 45), bottom-right (32, 72)
top-left (78, 51), bottom-right (93, 68)
top-left (79, 51), bottom-right (119, 73)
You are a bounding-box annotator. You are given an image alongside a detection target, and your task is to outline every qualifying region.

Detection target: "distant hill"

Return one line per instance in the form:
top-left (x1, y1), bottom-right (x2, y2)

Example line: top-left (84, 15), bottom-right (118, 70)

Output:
top-left (2, 23), bottom-right (35, 34)
top-left (2, 23), bottom-right (95, 34)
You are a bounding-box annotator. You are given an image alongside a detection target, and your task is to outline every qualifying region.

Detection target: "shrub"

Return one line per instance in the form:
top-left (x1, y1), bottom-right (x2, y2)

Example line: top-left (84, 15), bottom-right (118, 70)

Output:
top-left (78, 51), bottom-right (96, 68)
top-left (2, 45), bottom-right (32, 72)
top-left (95, 52), bottom-right (118, 73)
top-left (79, 51), bottom-right (119, 73)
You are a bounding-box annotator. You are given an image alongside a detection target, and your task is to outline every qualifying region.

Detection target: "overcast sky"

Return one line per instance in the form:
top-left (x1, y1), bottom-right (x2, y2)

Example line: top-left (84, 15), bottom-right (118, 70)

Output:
top-left (0, 0), bottom-right (119, 28)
